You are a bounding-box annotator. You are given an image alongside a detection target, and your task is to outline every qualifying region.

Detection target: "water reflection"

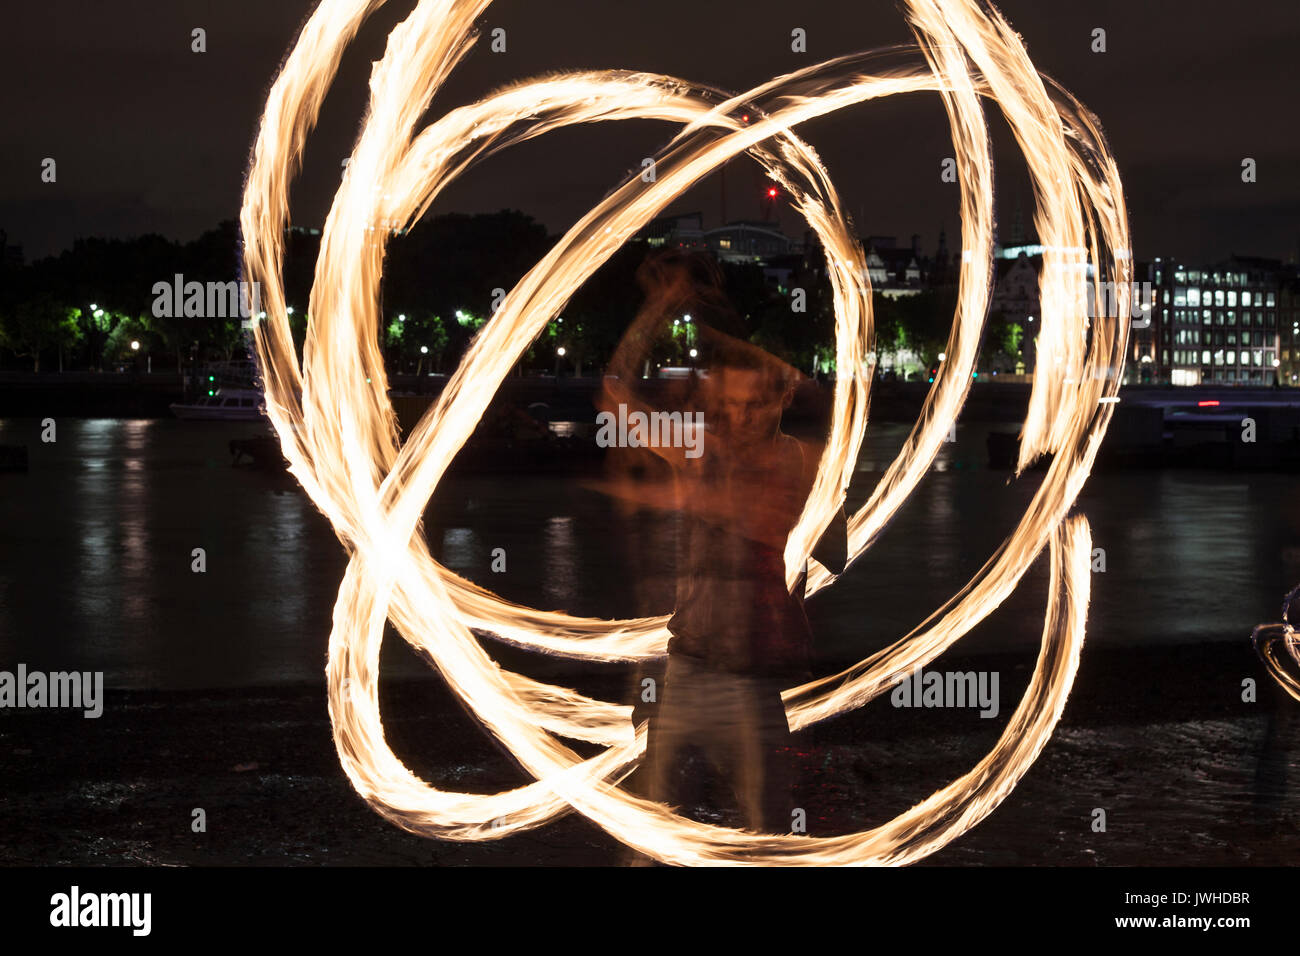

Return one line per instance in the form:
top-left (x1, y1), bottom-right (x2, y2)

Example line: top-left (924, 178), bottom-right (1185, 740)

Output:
top-left (442, 528), bottom-right (481, 570)
top-left (0, 417), bottom-right (1295, 692)
top-left (542, 516), bottom-right (577, 608)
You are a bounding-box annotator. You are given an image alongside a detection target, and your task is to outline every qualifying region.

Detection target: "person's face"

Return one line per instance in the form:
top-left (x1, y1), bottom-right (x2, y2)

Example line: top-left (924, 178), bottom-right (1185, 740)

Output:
top-left (711, 368), bottom-right (784, 446)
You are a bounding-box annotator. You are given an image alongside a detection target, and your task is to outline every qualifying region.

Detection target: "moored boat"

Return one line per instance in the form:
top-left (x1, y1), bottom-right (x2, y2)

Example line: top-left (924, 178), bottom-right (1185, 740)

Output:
top-left (170, 387), bottom-right (265, 421)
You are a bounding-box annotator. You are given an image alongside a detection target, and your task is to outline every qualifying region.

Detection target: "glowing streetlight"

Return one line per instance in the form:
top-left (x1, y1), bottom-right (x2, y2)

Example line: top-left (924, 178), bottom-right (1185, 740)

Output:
top-left (420, 345), bottom-right (428, 354)
top-left (938, 352), bottom-right (947, 362)
top-left (689, 348), bottom-right (698, 358)
top-left (130, 340), bottom-right (140, 351)
top-left (556, 346), bottom-right (567, 357)
top-left (287, 306), bottom-right (295, 315)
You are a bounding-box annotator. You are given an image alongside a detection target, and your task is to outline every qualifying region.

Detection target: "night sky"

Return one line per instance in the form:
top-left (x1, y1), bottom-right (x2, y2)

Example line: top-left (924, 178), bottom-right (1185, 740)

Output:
top-left (2, 0), bottom-right (1297, 265)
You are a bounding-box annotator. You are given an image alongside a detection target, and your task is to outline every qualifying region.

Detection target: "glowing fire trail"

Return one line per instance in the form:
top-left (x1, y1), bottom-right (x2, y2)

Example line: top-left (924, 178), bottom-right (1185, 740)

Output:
top-left (1252, 584), bottom-right (1300, 702)
top-left (240, 0), bottom-right (1130, 863)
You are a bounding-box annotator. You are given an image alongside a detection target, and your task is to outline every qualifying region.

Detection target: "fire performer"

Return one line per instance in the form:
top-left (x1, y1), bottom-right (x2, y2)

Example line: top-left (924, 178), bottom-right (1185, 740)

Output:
top-left (595, 251), bottom-right (847, 839)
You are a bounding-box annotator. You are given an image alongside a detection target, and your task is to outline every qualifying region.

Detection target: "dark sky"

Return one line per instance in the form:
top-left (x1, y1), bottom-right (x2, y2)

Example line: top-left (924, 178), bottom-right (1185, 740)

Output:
top-left (2, 0), bottom-right (1297, 265)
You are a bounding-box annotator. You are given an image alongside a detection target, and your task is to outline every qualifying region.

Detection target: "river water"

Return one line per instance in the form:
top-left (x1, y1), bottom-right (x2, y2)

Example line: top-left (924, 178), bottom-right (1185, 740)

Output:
top-left (1, 416), bottom-right (1297, 689)
top-left (3, 415), bottom-right (1299, 865)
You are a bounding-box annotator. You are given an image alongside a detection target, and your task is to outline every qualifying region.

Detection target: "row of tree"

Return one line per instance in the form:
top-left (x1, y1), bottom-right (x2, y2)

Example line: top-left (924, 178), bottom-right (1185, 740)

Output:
top-left (0, 210), bottom-right (1022, 377)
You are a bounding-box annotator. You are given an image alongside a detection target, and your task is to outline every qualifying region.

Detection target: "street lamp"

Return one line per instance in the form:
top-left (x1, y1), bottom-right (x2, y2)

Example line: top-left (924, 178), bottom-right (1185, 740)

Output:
top-left (130, 340), bottom-right (140, 351)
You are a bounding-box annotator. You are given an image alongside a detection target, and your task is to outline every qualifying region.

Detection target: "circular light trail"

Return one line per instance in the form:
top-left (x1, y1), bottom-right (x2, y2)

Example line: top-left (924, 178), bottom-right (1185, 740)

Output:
top-left (240, 0), bottom-right (1131, 864)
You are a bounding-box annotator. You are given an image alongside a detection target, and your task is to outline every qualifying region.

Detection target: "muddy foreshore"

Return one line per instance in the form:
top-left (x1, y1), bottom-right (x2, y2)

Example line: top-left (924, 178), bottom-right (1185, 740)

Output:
top-left (1, 641), bottom-right (1296, 866)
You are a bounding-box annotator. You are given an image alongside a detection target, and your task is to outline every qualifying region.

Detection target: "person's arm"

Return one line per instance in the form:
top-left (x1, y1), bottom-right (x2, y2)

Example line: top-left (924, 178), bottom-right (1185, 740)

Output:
top-left (601, 256), bottom-right (695, 408)
top-left (597, 378), bottom-right (702, 472)
top-left (597, 281), bottom-right (699, 469)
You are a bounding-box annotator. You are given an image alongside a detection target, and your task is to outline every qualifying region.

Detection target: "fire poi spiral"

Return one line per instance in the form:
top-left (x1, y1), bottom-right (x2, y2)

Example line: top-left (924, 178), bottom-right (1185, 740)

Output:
top-left (1252, 585), bottom-right (1300, 702)
top-left (239, 0), bottom-right (1132, 864)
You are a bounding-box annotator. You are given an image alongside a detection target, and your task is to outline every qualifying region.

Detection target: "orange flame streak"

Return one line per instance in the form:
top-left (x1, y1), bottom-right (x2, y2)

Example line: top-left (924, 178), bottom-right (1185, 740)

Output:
top-left (240, 0), bottom-right (1130, 863)
top-left (1254, 627), bottom-right (1300, 703)
top-left (1252, 586), bottom-right (1300, 702)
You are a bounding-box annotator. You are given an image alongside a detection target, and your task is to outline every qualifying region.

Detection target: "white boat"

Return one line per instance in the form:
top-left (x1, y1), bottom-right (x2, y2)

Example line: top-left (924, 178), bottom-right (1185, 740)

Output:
top-left (170, 387), bottom-right (266, 421)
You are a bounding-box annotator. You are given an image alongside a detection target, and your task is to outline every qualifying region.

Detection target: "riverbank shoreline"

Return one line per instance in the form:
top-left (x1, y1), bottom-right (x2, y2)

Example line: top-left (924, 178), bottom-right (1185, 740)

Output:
top-left (3, 639), bottom-right (1295, 866)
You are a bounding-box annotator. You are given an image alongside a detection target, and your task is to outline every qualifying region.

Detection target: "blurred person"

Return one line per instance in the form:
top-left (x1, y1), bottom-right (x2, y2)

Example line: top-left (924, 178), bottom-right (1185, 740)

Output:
top-left (593, 251), bottom-right (847, 843)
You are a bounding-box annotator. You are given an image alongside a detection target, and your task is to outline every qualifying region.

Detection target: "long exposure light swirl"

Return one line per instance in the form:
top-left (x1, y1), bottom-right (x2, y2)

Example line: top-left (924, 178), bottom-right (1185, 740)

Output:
top-left (240, 0), bottom-right (1131, 864)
